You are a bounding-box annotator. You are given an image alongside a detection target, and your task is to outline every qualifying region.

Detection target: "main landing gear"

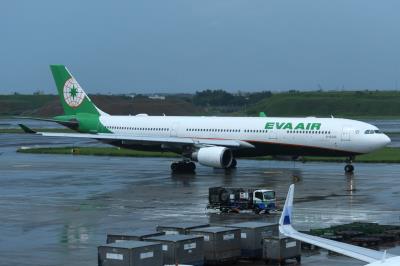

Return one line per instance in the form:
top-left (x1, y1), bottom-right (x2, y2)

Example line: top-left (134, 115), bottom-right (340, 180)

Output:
top-left (344, 156), bottom-right (355, 173)
top-left (171, 161), bottom-right (196, 173)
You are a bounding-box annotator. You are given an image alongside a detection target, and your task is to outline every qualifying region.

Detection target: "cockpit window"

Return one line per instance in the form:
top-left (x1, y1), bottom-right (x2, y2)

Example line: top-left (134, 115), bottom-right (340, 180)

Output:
top-left (364, 129), bottom-right (382, 134)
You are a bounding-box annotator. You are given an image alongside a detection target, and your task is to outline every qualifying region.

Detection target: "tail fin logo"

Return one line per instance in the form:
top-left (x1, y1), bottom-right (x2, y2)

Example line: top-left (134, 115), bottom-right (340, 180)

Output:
top-left (63, 78), bottom-right (85, 108)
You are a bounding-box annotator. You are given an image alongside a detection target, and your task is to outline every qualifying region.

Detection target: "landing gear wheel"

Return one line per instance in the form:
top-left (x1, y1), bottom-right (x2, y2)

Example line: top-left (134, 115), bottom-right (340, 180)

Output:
top-left (171, 162), bottom-right (178, 172)
top-left (344, 164), bottom-right (354, 173)
top-left (187, 162), bottom-right (196, 172)
top-left (171, 161), bottom-right (196, 173)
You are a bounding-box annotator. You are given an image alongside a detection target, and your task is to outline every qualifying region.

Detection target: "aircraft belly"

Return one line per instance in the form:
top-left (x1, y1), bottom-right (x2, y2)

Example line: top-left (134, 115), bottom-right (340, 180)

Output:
top-left (234, 141), bottom-right (360, 157)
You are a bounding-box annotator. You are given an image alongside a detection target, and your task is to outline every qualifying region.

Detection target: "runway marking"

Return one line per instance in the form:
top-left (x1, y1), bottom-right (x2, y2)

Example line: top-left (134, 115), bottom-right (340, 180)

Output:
top-left (263, 171), bottom-right (283, 174)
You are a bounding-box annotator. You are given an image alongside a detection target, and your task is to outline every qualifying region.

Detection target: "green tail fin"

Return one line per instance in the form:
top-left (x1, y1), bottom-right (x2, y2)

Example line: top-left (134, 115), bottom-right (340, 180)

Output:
top-left (50, 65), bottom-right (105, 116)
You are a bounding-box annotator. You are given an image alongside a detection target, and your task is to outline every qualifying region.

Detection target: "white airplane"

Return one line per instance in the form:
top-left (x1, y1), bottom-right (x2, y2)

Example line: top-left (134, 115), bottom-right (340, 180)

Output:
top-left (279, 184), bottom-right (400, 266)
top-left (20, 65), bottom-right (391, 173)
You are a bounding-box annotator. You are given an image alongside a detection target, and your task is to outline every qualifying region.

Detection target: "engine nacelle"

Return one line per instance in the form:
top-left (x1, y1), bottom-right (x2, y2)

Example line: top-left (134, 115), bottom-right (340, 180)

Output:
top-left (192, 146), bottom-right (233, 168)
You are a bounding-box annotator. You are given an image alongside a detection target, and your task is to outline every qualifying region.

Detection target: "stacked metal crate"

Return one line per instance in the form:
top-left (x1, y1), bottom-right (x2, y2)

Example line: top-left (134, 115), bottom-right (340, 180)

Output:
top-left (98, 240), bottom-right (163, 266)
top-left (156, 222), bottom-right (210, 235)
top-left (263, 234), bottom-right (301, 265)
top-left (227, 221), bottom-right (278, 259)
top-left (106, 228), bottom-right (165, 243)
top-left (144, 234), bottom-right (204, 266)
top-left (190, 226), bottom-right (241, 265)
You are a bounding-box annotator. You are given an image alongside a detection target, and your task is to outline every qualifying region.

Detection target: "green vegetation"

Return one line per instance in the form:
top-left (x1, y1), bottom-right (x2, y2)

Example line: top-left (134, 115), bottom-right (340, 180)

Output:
top-left (16, 146), bottom-right (400, 163)
top-left (252, 147), bottom-right (400, 163)
top-left (0, 94), bottom-right (57, 116)
top-left (304, 147), bottom-right (400, 163)
top-left (4, 90), bottom-right (400, 118)
top-left (246, 91), bottom-right (400, 117)
top-left (310, 222), bottom-right (400, 237)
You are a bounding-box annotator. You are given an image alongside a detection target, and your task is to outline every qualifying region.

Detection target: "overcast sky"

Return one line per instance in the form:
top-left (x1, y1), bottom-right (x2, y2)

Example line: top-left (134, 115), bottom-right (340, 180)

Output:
top-left (1, 0), bottom-right (400, 94)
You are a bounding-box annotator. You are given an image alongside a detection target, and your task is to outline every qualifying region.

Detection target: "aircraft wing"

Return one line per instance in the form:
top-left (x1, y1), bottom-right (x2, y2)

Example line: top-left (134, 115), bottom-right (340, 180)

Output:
top-left (280, 225), bottom-right (393, 263)
top-left (31, 131), bottom-right (255, 149)
top-left (279, 185), bottom-right (396, 264)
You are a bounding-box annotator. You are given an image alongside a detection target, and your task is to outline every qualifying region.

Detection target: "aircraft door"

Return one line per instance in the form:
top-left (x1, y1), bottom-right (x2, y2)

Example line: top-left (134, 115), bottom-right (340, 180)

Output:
top-left (341, 128), bottom-right (351, 141)
top-left (170, 122), bottom-right (179, 137)
top-left (268, 130), bottom-right (277, 140)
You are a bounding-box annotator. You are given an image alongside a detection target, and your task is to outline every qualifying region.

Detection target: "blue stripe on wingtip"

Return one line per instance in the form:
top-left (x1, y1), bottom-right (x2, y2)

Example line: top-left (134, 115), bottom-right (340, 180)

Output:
top-left (283, 215), bottom-right (291, 225)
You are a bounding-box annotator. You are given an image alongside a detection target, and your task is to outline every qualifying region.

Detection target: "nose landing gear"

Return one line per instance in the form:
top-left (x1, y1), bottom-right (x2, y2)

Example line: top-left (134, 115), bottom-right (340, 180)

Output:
top-left (344, 164), bottom-right (354, 173)
top-left (344, 156), bottom-right (355, 173)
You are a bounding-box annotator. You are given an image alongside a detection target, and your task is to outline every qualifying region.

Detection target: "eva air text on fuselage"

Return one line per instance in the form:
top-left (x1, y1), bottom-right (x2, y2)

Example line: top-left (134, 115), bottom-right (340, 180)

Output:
top-left (265, 122), bottom-right (322, 130)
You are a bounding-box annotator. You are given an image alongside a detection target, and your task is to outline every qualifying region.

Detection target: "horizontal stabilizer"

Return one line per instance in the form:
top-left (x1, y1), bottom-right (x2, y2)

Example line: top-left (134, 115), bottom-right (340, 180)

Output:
top-left (16, 116), bottom-right (79, 129)
top-left (18, 124), bottom-right (37, 134)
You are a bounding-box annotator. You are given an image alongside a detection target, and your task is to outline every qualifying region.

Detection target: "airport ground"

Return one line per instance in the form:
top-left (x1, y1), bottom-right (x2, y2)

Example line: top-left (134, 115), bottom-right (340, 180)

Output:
top-left (1, 119), bottom-right (400, 266)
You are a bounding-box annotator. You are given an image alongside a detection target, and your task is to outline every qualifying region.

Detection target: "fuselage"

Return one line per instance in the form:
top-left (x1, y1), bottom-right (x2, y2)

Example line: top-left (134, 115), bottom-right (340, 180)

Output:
top-left (96, 115), bottom-right (390, 157)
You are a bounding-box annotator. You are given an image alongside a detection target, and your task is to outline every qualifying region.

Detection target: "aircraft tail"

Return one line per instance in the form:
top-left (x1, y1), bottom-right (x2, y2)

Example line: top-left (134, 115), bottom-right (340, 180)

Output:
top-left (50, 65), bottom-right (107, 116)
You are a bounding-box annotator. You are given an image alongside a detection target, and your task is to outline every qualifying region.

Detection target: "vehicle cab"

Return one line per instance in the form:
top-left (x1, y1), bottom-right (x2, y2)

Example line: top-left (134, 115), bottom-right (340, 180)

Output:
top-left (253, 189), bottom-right (276, 212)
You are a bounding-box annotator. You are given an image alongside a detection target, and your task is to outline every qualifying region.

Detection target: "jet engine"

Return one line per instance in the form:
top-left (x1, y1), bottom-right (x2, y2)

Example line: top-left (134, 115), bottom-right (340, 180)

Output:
top-left (192, 146), bottom-right (233, 168)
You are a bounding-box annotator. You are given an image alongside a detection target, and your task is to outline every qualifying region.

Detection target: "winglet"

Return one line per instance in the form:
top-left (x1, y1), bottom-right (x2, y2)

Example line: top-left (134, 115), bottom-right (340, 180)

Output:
top-left (279, 184), bottom-right (295, 226)
top-left (18, 124), bottom-right (37, 134)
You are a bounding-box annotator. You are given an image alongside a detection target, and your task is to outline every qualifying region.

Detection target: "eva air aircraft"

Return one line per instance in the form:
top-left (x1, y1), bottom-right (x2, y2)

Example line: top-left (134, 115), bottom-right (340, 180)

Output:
top-left (21, 65), bottom-right (391, 173)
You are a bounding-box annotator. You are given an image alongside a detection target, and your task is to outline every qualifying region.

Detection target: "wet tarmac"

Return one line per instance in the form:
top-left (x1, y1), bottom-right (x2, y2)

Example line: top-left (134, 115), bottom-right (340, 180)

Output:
top-left (1, 131), bottom-right (400, 266)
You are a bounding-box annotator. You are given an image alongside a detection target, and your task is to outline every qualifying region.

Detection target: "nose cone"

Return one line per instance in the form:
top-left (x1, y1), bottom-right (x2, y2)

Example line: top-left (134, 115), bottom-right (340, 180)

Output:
top-left (382, 134), bottom-right (391, 146)
top-left (364, 133), bottom-right (391, 153)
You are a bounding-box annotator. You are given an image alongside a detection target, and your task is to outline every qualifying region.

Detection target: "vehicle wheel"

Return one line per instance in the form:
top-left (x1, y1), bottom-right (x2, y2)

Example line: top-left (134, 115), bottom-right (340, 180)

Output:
top-left (220, 207), bottom-right (229, 213)
top-left (344, 164), bottom-right (354, 173)
top-left (295, 256), bottom-right (301, 263)
top-left (171, 162), bottom-right (178, 171)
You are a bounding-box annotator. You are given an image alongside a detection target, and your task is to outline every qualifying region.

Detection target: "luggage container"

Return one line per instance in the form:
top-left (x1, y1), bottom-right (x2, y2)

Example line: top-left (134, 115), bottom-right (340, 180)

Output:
top-left (263, 235), bottom-right (301, 265)
top-left (98, 240), bottom-right (163, 266)
top-left (190, 226), bottom-right (241, 265)
top-left (144, 234), bottom-right (204, 266)
top-left (227, 221), bottom-right (278, 259)
top-left (156, 222), bottom-right (209, 235)
top-left (106, 229), bottom-right (165, 243)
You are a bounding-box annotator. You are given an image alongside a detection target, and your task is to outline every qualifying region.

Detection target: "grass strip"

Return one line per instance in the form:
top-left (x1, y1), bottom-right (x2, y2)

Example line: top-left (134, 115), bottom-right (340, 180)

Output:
top-left (0, 128), bottom-right (73, 134)
top-left (17, 146), bottom-right (178, 158)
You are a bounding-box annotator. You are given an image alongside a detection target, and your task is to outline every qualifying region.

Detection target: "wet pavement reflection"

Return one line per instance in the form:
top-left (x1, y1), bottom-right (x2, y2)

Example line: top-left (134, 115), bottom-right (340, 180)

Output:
top-left (0, 133), bottom-right (399, 266)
